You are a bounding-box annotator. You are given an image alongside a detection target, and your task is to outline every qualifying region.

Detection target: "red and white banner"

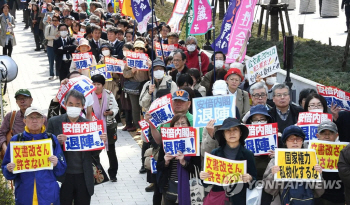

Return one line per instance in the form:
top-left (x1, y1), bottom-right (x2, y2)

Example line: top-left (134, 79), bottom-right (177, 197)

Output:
top-left (317, 85), bottom-right (350, 111)
top-left (155, 43), bottom-right (178, 59)
top-left (72, 52), bottom-right (93, 70)
top-left (148, 94), bottom-right (175, 128)
top-left (297, 112), bottom-right (333, 141)
top-left (105, 56), bottom-right (125, 74)
top-left (245, 123), bottom-right (278, 156)
top-left (125, 51), bottom-right (149, 70)
top-left (138, 120), bottom-right (150, 142)
top-left (167, 0), bottom-right (191, 33)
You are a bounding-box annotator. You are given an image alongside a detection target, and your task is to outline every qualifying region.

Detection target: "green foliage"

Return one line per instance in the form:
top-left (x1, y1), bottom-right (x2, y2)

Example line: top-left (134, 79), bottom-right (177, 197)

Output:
top-left (0, 160), bottom-right (15, 205)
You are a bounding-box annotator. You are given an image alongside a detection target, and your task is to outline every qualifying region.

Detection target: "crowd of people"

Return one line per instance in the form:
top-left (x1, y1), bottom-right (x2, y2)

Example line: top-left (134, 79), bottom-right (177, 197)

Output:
top-left (0, 0), bottom-right (350, 205)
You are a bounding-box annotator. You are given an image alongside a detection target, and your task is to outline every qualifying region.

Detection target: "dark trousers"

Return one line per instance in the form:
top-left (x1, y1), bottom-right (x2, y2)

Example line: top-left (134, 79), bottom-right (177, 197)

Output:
top-left (34, 30), bottom-right (43, 49)
top-left (58, 60), bottom-right (71, 82)
top-left (60, 173), bottom-right (91, 205)
top-left (346, 6), bottom-right (350, 30)
top-left (152, 174), bottom-right (162, 205)
top-left (129, 94), bottom-right (141, 129)
top-left (125, 109), bottom-right (133, 127)
top-left (107, 143), bottom-right (118, 179)
top-left (3, 40), bottom-right (13, 57)
top-left (141, 141), bottom-right (150, 168)
top-left (23, 8), bottom-right (30, 27)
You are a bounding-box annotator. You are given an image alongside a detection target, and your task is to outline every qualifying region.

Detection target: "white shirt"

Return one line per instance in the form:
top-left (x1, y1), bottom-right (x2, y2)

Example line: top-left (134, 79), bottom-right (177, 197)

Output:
top-left (61, 37), bottom-right (69, 60)
top-left (110, 39), bottom-right (118, 46)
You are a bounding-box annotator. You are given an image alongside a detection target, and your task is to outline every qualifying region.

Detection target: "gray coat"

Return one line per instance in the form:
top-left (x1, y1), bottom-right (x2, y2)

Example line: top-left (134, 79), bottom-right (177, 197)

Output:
top-left (0, 13), bottom-right (16, 47)
top-left (46, 114), bottom-right (94, 196)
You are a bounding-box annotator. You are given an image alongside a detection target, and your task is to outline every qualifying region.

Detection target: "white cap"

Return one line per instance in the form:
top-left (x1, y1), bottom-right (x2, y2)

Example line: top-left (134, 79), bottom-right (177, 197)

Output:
top-left (24, 107), bottom-right (44, 117)
top-left (212, 80), bottom-right (228, 96)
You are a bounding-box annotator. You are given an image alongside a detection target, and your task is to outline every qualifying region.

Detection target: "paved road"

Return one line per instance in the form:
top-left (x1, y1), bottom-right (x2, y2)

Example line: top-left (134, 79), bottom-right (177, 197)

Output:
top-left (5, 12), bottom-right (153, 205)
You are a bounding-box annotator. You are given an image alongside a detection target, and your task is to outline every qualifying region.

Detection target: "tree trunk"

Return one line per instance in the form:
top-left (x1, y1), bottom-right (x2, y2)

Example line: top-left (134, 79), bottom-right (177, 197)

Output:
top-left (219, 0), bottom-right (225, 20)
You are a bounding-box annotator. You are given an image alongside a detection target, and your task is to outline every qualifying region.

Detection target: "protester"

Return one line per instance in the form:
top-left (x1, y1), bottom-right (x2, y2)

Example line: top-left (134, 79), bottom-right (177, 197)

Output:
top-left (30, 3), bottom-right (43, 51)
top-left (42, 3), bottom-right (54, 28)
top-left (184, 36), bottom-right (209, 76)
top-left (298, 88), bottom-right (317, 108)
top-left (89, 25), bottom-right (107, 62)
top-left (331, 103), bottom-right (350, 142)
top-left (45, 14), bottom-right (60, 80)
top-left (158, 23), bottom-right (170, 44)
top-left (170, 50), bottom-right (189, 82)
top-left (1, 107), bottom-right (67, 205)
top-left (338, 138), bottom-right (350, 204)
top-left (69, 38), bottom-right (97, 76)
top-left (176, 73), bottom-right (202, 98)
top-left (303, 93), bottom-right (328, 113)
top-left (107, 27), bottom-right (124, 59)
top-left (71, 20), bottom-right (81, 35)
top-left (80, 2), bottom-right (90, 16)
top-left (0, 4), bottom-right (16, 56)
top-left (188, 68), bottom-right (206, 97)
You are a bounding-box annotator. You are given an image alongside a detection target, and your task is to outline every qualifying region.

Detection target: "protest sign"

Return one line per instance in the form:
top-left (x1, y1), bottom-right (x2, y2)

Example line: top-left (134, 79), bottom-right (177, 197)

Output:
top-left (203, 152), bottom-right (246, 186)
top-left (192, 95), bottom-right (236, 128)
top-left (150, 156), bottom-right (157, 174)
top-left (167, 0), bottom-right (191, 33)
top-left (155, 43), bottom-right (178, 59)
top-left (317, 85), bottom-right (350, 111)
top-left (275, 148), bottom-right (321, 182)
top-left (105, 57), bottom-right (125, 74)
top-left (189, 0), bottom-right (212, 35)
top-left (138, 120), bottom-right (150, 142)
top-left (73, 33), bottom-right (84, 44)
top-left (10, 139), bottom-right (53, 174)
top-left (41, 3), bottom-right (47, 13)
top-left (161, 127), bottom-right (200, 156)
top-left (148, 94), bottom-right (175, 128)
top-left (131, 0), bottom-right (152, 33)
top-left (245, 123), bottom-right (278, 156)
top-left (89, 64), bottom-right (113, 81)
top-left (125, 51), bottom-right (149, 70)
top-left (297, 112), bottom-right (332, 141)
top-left (72, 52), bottom-right (93, 70)
top-left (226, 0), bottom-right (258, 63)
top-left (56, 75), bottom-right (95, 108)
top-left (62, 120), bottom-right (105, 151)
top-left (308, 140), bottom-right (349, 172)
top-left (246, 46), bottom-right (280, 85)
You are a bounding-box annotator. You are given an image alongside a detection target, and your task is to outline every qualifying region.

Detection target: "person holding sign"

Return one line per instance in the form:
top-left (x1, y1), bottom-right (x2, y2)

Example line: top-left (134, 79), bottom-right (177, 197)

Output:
top-left (69, 38), bottom-right (97, 77)
top-left (263, 125), bottom-right (324, 205)
top-left (200, 118), bottom-right (257, 205)
top-left (1, 107), bottom-right (67, 205)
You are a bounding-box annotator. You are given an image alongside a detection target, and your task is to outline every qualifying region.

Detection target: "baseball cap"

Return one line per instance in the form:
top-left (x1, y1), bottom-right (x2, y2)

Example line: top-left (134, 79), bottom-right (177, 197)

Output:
top-left (152, 58), bottom-right (165, 69)
top-left (318, 121), bottom-right (338, 134)
top-left (24, 107), bottom-right (44, 117)
top-left (15, 89), bottom-right (31, 98)
top-left (172, 90), bottom-right (189, 101)
top-left (212, 80), bottom-right (228, 96)
top-left (224, 68), bottom-right (244, 81)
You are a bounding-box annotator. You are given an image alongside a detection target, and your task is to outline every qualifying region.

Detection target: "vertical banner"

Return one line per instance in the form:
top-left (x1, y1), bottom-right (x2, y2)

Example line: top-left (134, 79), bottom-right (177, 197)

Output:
top-left (246, 46), bottom-right (281, 85)
top-left (72, 52), bottom-right (93, 70)
top-left (161, 127), bottom-right (200, 156)
top-left (105, 56), bottom-right (125, 74)
top-left (148, 94), bottom-right (174, 128)
top-left (308, 140), bottom-right (349, 172)
top-left (188, 0), bottom-right (212, 35)
top-left (114, 0), bottom-right (119, 13)
top-left (297, 112), bottom-right (333, 141)
top-left (226, 0), bottom-right (258, 63)
top-left (317, 85), bottom-right (350, 111)
top-left (131, 0), bottom-right (152, 34)
top-left (203, 152), bottom-right (246, 186)
top-left (192, 95), bottom-right (236, 128)
top-left (126, 51), bottom-right (149, 70)
top-left (275, 148), bottom-right (321, 182)
top-left (121, 0), bottom-right (135, 19)
top-left (138, 120), bottom-right (150, 142)
top-left (10, 139), bottom-right (53, 174)
top-left (245, 123), bottom-right (278, 156)
top-left (167, 0), bottom-right (191, 33)
top-left (89, 64), bottom-right (113, 81)
top-left (62, 120), bottom-right (105, 151)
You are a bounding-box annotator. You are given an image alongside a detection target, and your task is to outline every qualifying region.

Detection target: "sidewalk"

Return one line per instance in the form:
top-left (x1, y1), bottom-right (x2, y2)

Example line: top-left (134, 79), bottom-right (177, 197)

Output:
top-left (7, 12), bottom-right (153, 205)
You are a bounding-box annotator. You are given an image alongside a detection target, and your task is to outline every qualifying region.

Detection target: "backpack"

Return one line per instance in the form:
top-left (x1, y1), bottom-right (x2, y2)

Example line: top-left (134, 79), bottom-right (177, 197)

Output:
top-left (17, 132), bottom-right (56, 150)
top-left (280, 183), bottom-right (314, 205)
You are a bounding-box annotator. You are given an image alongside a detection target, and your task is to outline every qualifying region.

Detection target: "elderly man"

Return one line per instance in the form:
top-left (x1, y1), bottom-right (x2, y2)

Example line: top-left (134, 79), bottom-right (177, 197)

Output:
top-left (80, 2), bottom-right (90, 16)
top-left (184, 36), bottom-right (210, 76)
top-left (268, 83), bottom-right (303, 147)
top-left (170, 50), bottom-right (189, 82)
top-left (1, 107), bottom-right (66, 204)
top-left (47, 90), bottom-right (106, 205)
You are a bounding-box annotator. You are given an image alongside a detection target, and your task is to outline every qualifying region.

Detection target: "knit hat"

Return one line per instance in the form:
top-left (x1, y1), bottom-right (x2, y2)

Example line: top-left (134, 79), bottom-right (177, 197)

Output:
top-left (91, 74), bottom-right (106, 85)
top-left (281, 125), bottom-right (306, 144)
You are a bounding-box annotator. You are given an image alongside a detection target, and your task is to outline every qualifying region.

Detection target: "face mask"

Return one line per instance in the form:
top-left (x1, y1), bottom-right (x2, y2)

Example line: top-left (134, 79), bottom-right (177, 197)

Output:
top-left (309, 109), bottom-right (323, 113)
top-left (153, 70), bottom-right (165, 79)
top-left (106, 24), bottom-right (112, 29)
top-left (80, 28), bottom-right (85, 33)
top-left (266, 76), bottom-right (277, 85)
top-left (215, 60), bottom-right (224, 69)
top-left (59, 7), bottom-right (63, 12)
top-left (60, 30), bottom-right (68, 37)
top-left (251, 121), bottom-right (267, 125)
top-left (90, 23), bottom-right (96, 26)
top-left (186, 44), bottom-right (196, 52)
top-left (66, 106), bottom-right (81, 118)
top-left (102, 50), bottom-right (110, 56)
top-left (123, 51), bottom-right (127, 56)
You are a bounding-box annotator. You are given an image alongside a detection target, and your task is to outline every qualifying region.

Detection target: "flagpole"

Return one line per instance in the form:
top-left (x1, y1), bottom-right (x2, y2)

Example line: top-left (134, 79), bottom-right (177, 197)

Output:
top-left (154, 11), bottom-right (166, 63)
top-left (212, 3), bottom-right (216, 81)
top-left (132, 20), bottom-right (135, 41)
top-left (151, 0), bottom-right (154, 102)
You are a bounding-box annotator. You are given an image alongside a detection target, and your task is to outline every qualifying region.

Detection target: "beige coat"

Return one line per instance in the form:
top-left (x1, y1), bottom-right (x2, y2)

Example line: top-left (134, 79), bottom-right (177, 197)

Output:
top-left (44, 24), bottom-right (58, 47)
top-left (0, 13), bottom-right (16, 47)
top-left (236, 88), bottom-right (250, 119)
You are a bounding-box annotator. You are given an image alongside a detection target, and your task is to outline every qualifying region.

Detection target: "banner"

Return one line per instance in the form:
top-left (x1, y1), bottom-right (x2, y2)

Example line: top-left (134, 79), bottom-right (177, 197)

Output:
top-left (192, 95), bottom-right (236, 128)
top-left (73, 33), bottom-right (85, 44)
top-left (121, 0), bottom-right (135, 19)
top-left (188, 0), bottom-right (212, 35)
top-left (105, 56), bottom-right (125, 74)
top-left (138, 120), bottom-right (150, 142)
top-left (203, 152), bottom-right (246, 186)
top-left (317, 85), bottom-right (350, 111)
top-left (148, 94), bottom-right (174, 128)
top-left (89, 64), bottom-right (113, 81)
top-left (72, 52), bottom-right (93, 70)
top-left (131, 0), bottom-right (152, 34)
top-left (113, 0), bottom-right (119, 13)
top-left (62, 120), bottom-right (105, 151)
top-left (245, 123), bottom-right (278, 156)
top-left (297, 112), bottom-right (333, 141)
top-left (56, 75), bottom-right (96, 107)
top-left (226, 0), bottom-right (258, 63)
top-left (161, 127), bottom-right (200, 156)
top-left (167, 0), bottom-right (191, 33)
top-left (125, 51), bottom-right (149, 70)
top-left (308, 140), bottom-right (349, 172)
top-left (150, 156), bottom-right (157, 174)
top-left (246, 46), bottom-right (280, 85)
top-left (155, 43), bottom-right (178, 59)
top-left (11, 139), bottom-right (53, 174)
top-left (119, 0), bottom-right (124, 15)
top-left (275, 148), bottom-right (321, 182)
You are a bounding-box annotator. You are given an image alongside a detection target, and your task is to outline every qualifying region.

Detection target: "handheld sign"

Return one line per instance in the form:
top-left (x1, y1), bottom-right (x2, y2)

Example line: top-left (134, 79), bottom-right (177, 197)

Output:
top-left (297, 112), bottom-right (332, 141)
top-left (150, 156), bottom-right (157, 174)
top-left (245, 123), bottom-right (278, 156)
top-left (89, 64), bottom-right (113, 81)
top-left (203, 152), bottom-right (246, 186)
top-left (105, 56), bottom-right (125, 74)
top-left (148, 94), bottom-right (175, 128)
top-left (11, 139), bottom-right (53, 174)
top-left (275, 148), bottom-right (321, 182)
top-left (62, 120), bottom-right (105, 151)
top-left (155, 43), bottom-right (178, 59)
top-left (161, 127), bottom-right (200, 156)
top-left (72, 52), bottom-right (93, 70)
top-left (317, 85), bottom-right (350, 111)
top-left (308, 140), bottom-right (349, 172)
top-left (138, 120), bottom-right (150, 142)
top-left (125, 51), bottom-right (149, 70)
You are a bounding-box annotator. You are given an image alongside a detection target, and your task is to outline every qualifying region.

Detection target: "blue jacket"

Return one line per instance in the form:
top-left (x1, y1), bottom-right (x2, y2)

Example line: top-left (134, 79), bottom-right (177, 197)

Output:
top-left (1, 131), bottom-right (67, 205)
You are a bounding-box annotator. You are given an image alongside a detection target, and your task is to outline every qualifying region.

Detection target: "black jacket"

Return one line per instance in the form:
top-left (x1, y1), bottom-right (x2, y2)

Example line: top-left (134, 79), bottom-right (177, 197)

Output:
top-left (111, 40), bottom-right (125, 59)
top-left (89, 38), bottom-right (107, 62)
top-left (70, 10), bottom-right (79, 21)
top-left (170, 65), bottom-right (189, 82)
top-left (53, 36), bottom-right (77, 69)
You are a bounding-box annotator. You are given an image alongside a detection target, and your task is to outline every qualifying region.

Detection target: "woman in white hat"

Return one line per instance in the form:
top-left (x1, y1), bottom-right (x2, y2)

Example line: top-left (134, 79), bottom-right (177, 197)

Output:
top-left (69, 38), bottom-right (97, 77)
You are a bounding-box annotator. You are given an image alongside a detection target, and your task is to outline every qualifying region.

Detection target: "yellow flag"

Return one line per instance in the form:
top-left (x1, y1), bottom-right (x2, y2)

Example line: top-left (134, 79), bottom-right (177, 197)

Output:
top-left (121, 0), bottom-right (135, 19)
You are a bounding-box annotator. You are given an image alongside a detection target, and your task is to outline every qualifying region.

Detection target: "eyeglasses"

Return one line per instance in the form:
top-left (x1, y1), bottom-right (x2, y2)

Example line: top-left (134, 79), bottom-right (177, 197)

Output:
top-left (274, 93), bottom-right (289, 98)
top-left (174, 122), bottom-right (188, 126)
top-left (286, 137), bottom-right (303, 142)
top-left (251, 119), bottom-right (267, 124)
top-left (308, 103), bottom-right (323, 109)
top-left (252, 93), bottom-right (267, 99)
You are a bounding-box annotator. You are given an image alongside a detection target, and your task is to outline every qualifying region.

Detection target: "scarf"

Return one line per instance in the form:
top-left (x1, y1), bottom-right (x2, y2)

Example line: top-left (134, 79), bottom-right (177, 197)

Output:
top-left (92, 89), bottom-right (108, 133)
top-left (177, 156), bottom-right (191, 205)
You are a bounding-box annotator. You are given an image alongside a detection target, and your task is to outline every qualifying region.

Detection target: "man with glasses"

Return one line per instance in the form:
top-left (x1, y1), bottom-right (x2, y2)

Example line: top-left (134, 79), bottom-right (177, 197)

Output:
top-left (170, 50), bottom-right (189, 82)
top-left (268, 83), bottom-right (304, 147)
top-left (0, 89), bottom-right (47, 154)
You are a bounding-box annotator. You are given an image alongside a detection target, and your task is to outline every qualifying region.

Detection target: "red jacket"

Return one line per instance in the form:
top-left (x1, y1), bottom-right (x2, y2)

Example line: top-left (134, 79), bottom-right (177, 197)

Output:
top-left (185, 49), bottom-right (210, 75)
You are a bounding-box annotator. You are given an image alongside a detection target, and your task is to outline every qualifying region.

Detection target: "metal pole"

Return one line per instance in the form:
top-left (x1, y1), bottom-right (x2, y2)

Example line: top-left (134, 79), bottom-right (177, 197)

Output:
top-left (212, 4), bottom-right (216, 81)
top-left (132, 21), bottom-right (135, 41)
top-left (151, 0), bottom-right (154, 102)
